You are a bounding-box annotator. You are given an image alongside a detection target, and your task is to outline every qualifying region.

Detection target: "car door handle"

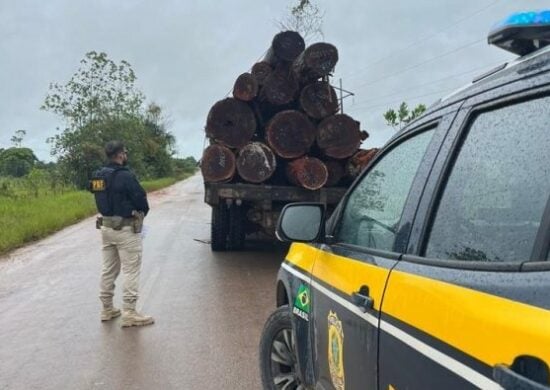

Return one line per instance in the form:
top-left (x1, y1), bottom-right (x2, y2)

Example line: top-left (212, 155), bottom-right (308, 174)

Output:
top-left (351, 285), bottom-right (374, 312)
top-left (493, 363), bottom-right (550, 390)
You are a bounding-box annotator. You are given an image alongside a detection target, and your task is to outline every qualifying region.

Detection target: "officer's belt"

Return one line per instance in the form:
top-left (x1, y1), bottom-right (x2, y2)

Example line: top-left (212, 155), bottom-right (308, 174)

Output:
top-left (101, 216), bottom-right (134, 230)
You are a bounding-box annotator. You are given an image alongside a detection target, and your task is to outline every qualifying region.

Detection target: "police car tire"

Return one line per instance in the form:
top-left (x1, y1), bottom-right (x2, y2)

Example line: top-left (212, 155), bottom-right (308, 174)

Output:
top-left (211, 203), bottom-right (229, 251)
top-left (228, 204), bottom-right (245, 251)
top-left (259, 305), bottom-right (301, 390)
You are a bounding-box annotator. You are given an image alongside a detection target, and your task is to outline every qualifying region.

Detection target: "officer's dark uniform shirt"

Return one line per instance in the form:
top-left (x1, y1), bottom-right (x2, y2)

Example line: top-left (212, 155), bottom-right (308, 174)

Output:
top-left (101, 162), bottom-right (149, 217)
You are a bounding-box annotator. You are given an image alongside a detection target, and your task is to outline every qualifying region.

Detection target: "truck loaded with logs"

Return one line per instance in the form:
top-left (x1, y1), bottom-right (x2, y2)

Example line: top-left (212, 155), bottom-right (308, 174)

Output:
top-left (201, 31), bottom-right (378, 251)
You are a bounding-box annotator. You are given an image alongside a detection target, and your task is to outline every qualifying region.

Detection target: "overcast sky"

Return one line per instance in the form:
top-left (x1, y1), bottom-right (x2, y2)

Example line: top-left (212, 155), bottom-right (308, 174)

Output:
top-left (0, 0), bottom-right (547, 161)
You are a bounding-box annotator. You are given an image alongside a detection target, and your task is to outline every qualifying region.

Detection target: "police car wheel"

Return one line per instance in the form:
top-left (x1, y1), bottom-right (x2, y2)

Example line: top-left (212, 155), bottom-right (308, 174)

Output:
top-left (211, 203), bottom-right (229, 251)
top-left (259, 305), bottom-right (304, 390)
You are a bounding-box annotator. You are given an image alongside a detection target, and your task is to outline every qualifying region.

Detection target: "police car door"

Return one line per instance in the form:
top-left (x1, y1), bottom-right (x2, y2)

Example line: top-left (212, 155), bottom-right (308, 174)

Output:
top-left (379, 92), bottom-right (550, 389)
top-left (310, 123), bottom-right (440, 389)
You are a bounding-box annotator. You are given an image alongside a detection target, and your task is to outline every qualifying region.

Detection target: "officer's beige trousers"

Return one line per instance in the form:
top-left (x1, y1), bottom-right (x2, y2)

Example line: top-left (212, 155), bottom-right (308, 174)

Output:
top-left (100, 226), bottom-right (142, 310)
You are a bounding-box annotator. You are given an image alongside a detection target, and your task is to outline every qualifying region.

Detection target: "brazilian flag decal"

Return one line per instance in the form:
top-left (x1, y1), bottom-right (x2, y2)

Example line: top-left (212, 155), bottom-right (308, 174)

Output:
top-left (294, 284), bottom-right (311, 313)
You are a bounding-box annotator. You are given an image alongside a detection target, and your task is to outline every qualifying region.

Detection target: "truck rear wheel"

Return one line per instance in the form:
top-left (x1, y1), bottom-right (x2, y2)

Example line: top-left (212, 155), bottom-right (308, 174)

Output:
top-left (211, 203), bottom-right (229, 251)
top-left (228, 204), bottom-right (246, 250)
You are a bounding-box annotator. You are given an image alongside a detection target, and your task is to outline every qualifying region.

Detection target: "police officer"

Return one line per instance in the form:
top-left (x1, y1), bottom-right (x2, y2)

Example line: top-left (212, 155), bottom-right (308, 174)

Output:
top-left (92, 140), bottom-right (154, 327)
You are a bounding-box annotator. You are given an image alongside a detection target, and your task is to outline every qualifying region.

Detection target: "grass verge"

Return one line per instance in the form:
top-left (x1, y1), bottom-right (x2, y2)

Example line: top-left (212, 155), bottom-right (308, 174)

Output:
top-left (0, 172), bottom-right (195, 255)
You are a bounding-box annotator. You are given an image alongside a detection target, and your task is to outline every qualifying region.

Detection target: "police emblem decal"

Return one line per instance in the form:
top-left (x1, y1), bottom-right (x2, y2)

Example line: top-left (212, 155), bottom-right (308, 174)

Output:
top-left (292, 284), bottom-right (310, 321)
top-left (328, 311), bottom-right (345, 390)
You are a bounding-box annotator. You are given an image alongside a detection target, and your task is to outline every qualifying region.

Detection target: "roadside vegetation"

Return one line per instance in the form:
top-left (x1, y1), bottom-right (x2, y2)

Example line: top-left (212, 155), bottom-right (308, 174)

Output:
top-left (0, 51), bottom-right (198, 255)
top-left (0, 159), bottom-right (196, 255)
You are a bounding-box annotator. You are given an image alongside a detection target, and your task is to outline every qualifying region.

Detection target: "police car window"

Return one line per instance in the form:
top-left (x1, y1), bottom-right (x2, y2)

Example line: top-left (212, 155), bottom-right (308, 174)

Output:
top-left (425, 96), bottom-right (550, 262)
top-left (337, 129), bottom-right (434, 251)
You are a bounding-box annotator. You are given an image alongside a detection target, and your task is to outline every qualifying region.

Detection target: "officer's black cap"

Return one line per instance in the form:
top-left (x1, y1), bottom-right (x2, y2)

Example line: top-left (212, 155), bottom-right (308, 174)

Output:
top-left (105, 141), bottom-right (126, 159)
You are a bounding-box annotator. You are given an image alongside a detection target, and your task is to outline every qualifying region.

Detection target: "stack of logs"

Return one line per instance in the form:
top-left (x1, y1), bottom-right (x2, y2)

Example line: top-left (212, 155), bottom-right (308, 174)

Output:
top-left (201, 31), bottom-right (378, 190)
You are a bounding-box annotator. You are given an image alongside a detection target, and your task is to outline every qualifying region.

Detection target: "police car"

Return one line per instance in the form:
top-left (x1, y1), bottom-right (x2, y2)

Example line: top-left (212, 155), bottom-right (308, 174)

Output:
top-left (259, 11), bottom-right (550, 390)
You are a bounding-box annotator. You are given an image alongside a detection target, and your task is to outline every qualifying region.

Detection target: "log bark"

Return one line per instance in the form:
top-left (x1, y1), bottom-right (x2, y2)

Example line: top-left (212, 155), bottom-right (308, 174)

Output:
top-left (205, 98), bottom-right (256, 149)
top-left (201, 144), bottom-right (236, 183)
top-left (299, 81), bottom-right (339, 119)
top-left (263, 31), bottom-right (305, 66)
top-left (345, 148), bottom-right (379, 179)
top-left (293, 42), bottom-right (339, 82)
top-left (236, 142), bottom-right (277, 184)
top-left (317, 114), bottom-right (362, 159)
top-left (266, 110), bottom-right (316, 159)
top-left (324, 160), bottom-right (345, 187)
top-left (232, 73), bottom-right (258, 102)
top-left (260, 66), bottom-right (299, 106)
top-left (286, 157), bottom-right (328, 190)
top-left (251, 62), bottom-right (272, 86)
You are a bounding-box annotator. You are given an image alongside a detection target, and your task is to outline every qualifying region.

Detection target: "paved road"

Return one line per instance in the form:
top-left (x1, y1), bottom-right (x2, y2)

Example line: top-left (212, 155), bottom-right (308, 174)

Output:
top-left (0, 175), bottom-right (287, 389)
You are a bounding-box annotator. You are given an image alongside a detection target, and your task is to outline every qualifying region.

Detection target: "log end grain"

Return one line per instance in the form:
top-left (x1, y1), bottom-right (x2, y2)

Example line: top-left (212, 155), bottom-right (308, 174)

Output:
top-left (345, 148), bottom-right (379, 179)
top-left (205, 98), bottom-right (257, 149)
top-left (266, 110), bottom-right (316, 159)
top-left (236, 142), bottom-right (277, 184)
top-left (251, 62), bottom-right (272, 85)
top-left (260, 67), bottom-right (299, 106)
top-left (272, 30), bottom-right (306, 62)
top-left (201, 144), bottom-right (236, 183)
top-left (317, 114), bottom-right (362, 159)
top-left (286, 156), bottom-right (328, 190)
top-left (294, 42), bottom-right (339, 81)
top-left (233, 73), bottom-right (258, 102)
top-left (300, 81), bottom-right (339, 119)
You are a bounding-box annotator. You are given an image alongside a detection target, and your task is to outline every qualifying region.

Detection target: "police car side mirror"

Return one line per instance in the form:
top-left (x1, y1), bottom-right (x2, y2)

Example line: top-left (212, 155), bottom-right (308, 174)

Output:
top-left (276, 203), bottom-right (325, 243)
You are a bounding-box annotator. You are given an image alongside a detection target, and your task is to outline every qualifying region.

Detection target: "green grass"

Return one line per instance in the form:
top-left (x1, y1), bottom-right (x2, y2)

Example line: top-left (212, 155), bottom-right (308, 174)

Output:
top-left (0, 172), bottom-right (195, 255)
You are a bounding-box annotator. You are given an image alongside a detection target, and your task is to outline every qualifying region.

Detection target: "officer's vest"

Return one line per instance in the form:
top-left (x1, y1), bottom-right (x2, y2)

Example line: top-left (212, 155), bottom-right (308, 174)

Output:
top-left (88, 167), bottom-right (123, 215)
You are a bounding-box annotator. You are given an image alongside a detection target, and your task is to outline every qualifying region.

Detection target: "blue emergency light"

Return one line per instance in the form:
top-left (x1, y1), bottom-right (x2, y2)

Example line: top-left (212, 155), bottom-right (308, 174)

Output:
top-left (488, 10), bottom-right (550, 55)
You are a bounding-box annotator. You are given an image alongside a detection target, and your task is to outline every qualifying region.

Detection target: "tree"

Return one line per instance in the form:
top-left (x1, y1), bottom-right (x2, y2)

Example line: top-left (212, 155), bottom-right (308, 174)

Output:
top-left (278, 0), bottom-right (324, 42)
top-left (0, 147), bottom-right (37, 177)
top-left (11, 129), bottom-right (26, 147)
top-left (41, 52), bottom-right (177, 188)
top-left (383, 102), bottom-right (427, 130)
top-left (42, 51), bottom-right (144, 130)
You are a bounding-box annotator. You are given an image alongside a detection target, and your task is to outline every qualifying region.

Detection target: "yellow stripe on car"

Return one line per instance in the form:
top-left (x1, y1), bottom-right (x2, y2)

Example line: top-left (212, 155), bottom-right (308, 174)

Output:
top-left (383, 270), bottom-right (550, 367)
top-left (286, 243), bottom-right (550, 369)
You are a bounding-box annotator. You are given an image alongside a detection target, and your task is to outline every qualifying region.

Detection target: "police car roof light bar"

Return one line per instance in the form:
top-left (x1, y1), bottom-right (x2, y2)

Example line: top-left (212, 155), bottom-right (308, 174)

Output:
top-left (488, 10), bottom-right (550, 56)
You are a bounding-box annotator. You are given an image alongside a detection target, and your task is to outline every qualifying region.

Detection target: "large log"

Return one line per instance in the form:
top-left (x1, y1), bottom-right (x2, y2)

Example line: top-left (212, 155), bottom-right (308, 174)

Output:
top-left (286, 156), bottom-right (328, 190)
top-left (266, 110), bottom-right (316, 159)
top-left (293, 42), bottom-right (339, 82)
top-left (251, 62), bottom-right (272, 86)
top-left (300, 81), bottom-right (339, 119)
top-left (260, 66), bottom-right (299, 106)
top-left (233, 73), bottom-right (258, 102)
top-left (317, 114), bottom-right (363, 159)
top-left (345, 148), bottom-right (379, 179)
top-left (205, 98), bottom-right (256, 149)
top-left (264, 31), bottom-right (306, 66)
top-left (324, 160), bottom-right (345, 187)
top-left (201, 144), bottom-right (236, 183)
top-left (236, 142), bottom-right (277, 184)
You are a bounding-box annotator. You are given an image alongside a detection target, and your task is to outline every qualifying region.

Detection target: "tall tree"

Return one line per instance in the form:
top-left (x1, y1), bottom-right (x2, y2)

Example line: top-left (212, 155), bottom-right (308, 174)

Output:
top-left (278, 0), bottom-right (324, 42)
top-left (0, 147), bottom-right (37, 177)
top-left (42, 51), bottom-right (144, 130)
top-left (10, 129), bottom-right (26, 147)
top-left (41, 52), bottom-right (175, 188)
top-left (383, 102), bottom-right (427, 130)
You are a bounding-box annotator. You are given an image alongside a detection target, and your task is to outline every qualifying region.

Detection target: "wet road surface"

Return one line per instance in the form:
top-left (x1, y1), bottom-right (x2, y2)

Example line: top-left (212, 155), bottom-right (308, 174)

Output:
top-left (0, 175), bottom-right (287, 389)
